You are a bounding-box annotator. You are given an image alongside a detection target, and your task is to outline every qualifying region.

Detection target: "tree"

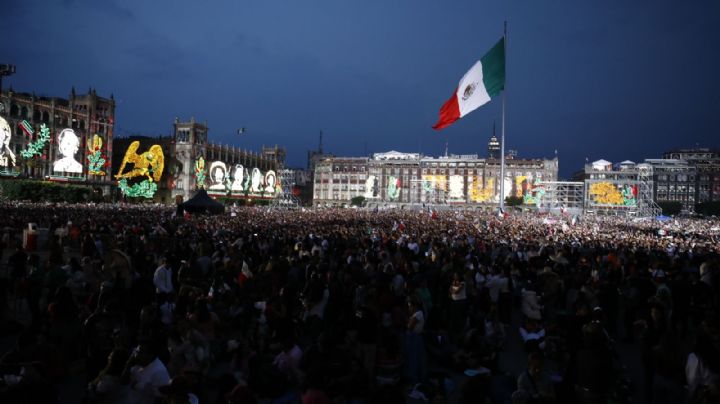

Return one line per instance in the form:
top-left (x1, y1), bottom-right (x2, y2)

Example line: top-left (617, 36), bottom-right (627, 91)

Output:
top-left (696, 201), bottom-right (720, 216)
top-left (351, 195), bottom-right (366, 207)
top-left (657, 201), bottom-right (682, 216)
top-left (504, 195), bottom-right (523, 207)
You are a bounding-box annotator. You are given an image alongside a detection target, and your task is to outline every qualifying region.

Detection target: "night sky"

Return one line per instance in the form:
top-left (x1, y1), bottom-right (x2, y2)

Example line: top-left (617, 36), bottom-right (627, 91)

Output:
top-left (3, 0), bottom-right (719, 177)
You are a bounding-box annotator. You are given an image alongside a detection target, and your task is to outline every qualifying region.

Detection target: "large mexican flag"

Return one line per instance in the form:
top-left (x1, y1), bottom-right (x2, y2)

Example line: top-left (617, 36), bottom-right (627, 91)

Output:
top-left (433, 38), bottom-right (505, 130)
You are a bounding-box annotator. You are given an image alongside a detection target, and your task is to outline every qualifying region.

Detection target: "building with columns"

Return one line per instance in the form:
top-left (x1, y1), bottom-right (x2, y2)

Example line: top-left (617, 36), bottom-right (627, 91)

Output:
top-left (313, 150), bottom-right (558, 208)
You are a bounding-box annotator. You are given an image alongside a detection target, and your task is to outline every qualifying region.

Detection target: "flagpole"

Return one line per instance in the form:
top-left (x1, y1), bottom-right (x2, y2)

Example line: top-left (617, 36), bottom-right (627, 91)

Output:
top-left (499, 21), bottom-right (507, 212)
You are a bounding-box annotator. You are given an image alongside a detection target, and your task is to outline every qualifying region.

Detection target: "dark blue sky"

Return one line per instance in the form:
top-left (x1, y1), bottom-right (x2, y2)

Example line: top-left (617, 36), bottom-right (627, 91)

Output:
top-left (3, 0), bottom-right (719, 177)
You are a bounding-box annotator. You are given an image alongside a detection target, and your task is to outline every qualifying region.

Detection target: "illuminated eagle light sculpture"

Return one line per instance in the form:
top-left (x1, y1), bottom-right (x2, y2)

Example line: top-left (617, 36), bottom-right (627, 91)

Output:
top-left (115, 140), bottom-right (165, 198)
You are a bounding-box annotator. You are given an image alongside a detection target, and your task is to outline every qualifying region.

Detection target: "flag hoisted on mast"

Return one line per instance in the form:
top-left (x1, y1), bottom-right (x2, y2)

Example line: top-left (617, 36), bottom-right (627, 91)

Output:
top-left (500, 21), bottom-right (507, 212)
top-left (432, 22), bottom-right (507, 210)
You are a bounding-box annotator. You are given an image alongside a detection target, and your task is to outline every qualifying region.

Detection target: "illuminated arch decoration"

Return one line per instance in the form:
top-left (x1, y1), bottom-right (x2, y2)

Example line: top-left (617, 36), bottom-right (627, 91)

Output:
top-left (115, 140), bottom-right (164, 199)
top-left (194, 156), bottom-right (206, 189)
top-left (20, 123), bottom-right (50, 160)
top-left (86, 134), bottom-right (108, 176)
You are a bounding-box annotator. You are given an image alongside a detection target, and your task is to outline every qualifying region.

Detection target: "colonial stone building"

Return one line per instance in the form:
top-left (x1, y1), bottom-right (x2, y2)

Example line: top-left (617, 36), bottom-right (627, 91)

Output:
top-left (112, 117), bottom-right (283, 204)
top-left (313, 150), bottom-right (558, 208)
top-left (0, 87), bottom-right (116, 189)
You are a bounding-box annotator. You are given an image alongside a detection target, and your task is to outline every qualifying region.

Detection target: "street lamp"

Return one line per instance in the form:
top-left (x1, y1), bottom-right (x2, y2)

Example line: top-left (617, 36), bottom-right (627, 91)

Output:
top-left (0, 64), bottom-right (16, 95)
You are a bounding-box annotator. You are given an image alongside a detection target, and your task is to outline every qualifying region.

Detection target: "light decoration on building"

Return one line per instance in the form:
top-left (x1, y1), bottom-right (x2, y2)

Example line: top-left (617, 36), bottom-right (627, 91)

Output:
top-left (208, 161), bottom-right (230, 193)
top-left (264, 170), bottom-right (279, 195)
top-left (86, 134), bottom-right (108, 176)
top-left (53, 128), bottom-right (83, 174)
top-left (20, 123), bottom-right (50, 159)
top-left (0, 116), bottom-right (16, 168)
top-left (115, 140), bottom-right (164, 198)
top-left (448, 175), bottom-right (464, 199)
top-left (515, 176), bottom-right (527, 198)
top-left (523, 180), bottom-right (546, 205)
top-left (118, 178), bottom-right (158, 198)
top-left (470, 177), bottom-right (494, 202)
top-left (364, 175), bottom-right (378, 198)
top-left (18, 120), bottom-right (33, 137)
top-left (194, 156), bottom-right (206, 189)
top-left (588, 182), bottom-right (638, 207)
top-left (387, 176), bottom-right (401, 200)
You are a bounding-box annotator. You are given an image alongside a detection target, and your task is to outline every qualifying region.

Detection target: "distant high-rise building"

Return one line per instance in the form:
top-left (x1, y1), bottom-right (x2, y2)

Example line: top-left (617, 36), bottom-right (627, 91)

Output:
top-left (488, 135), bottom-right (500, 159)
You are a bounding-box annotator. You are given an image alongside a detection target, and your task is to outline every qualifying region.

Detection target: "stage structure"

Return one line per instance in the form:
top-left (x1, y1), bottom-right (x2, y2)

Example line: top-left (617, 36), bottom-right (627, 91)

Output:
top-left (270, 170), bottom-right (301, 208)
top-left (533, 181), bottom-right (584, 215)
top-left (583, 159), bottom-right (660, 217)
top-left (636, 163), bottom-right (662, 217)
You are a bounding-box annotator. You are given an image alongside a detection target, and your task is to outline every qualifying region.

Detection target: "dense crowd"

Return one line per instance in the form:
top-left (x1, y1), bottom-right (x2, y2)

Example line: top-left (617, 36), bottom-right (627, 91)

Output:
top-left (0, 201), bottom-right (719, 404)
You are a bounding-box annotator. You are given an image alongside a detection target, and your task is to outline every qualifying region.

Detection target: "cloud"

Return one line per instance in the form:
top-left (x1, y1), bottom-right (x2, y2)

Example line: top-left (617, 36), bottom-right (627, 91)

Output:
top-left (60, 0), bottom-right (134, 20)
top-left (120, 30), bottom-right (189, 80)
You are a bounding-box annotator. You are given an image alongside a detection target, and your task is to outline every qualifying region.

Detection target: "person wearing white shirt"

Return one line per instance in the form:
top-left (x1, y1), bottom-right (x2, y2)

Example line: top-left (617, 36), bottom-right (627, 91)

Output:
top-left (153, 257), bottom-right (174, 296)
top-left (122, 343), bottom-right (171, 404)
top-left (486, 270), bottom-right (508, 304)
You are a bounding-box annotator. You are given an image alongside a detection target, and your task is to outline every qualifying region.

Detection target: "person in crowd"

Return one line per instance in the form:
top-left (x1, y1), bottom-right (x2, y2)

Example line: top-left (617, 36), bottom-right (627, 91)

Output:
top-left (0, 202), bottom-right (718, 404)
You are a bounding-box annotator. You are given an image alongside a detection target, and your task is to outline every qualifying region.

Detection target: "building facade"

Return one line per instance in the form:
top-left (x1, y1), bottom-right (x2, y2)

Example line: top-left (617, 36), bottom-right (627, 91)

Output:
top-left (112, 117), bottom-right (282, 204)
top-left (644, 159), bottom-right (697, 211)
top-left (0, 88), bottom-right (115, 188)
top-left (313, 150), bottom-right (558, 208)
top-left (663, 148), bottom-right (720, 204)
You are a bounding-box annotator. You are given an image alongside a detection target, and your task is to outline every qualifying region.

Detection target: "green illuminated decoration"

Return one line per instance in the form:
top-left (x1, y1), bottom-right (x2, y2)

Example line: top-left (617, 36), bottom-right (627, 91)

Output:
top-left (195, 156), bottom-right (206, 189)
top-left (115, 140), bottom-right (164, 198)
top-left (87, 134), bottom-right (107, 175)
top-left (20, 123), bottom-right (50, 159)
top-left (387, 176), bottom-right (401, 201)
top-left (118, 178), bottom-right (157, 199)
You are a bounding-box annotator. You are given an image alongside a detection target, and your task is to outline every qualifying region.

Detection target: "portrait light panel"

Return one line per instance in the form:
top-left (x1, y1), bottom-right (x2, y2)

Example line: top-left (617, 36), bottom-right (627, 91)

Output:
top-left (230, 164), bottom-right (245, 192)
top-left (363, 175), bottom-right (378, 198)
top-left (387, 175), bottom-right (401, 201)
top-left (208, 161), bottom-right (229, 192)
top-left (53, 128), bottom-right (84, 174)
top-left (264, 170), bottom-right (278, 195)
top-left (0, 116), bottom-right (15, 168)
top-left (250, 167), bottom-right (263, 193)
top-left (448, 175), bottom-right (464, 199)
top-left (115, 140), bottom-right (165, 198)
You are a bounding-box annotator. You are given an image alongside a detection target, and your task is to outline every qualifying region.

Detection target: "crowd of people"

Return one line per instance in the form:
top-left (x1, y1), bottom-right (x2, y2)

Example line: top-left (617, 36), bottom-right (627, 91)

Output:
top-left (0, 201), bottom-right (718, 404)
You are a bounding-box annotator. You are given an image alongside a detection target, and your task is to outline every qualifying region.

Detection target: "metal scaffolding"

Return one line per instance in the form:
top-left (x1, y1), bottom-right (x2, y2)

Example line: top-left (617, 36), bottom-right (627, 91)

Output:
top-left (636, 163), bottom-right (662, 217)
top-left (534, 181), bottom-right (584, 215)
